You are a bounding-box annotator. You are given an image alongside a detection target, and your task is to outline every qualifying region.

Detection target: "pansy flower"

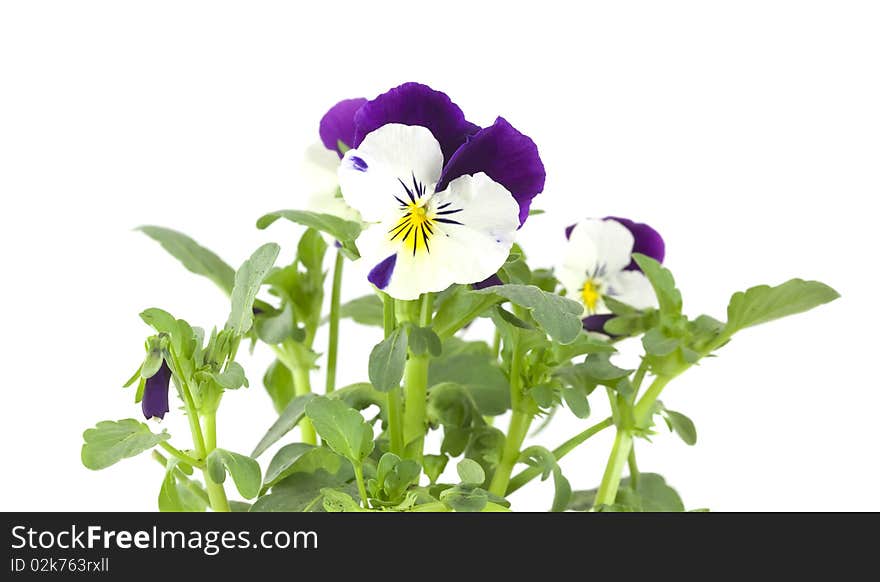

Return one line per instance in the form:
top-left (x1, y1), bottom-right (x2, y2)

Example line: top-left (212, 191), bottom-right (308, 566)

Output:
top-left (302, 98), bottom-right (366, 223)
top-left (337, 82), bottom-right (545, 300)
top-left (557, 217), bottom-right (665, 332)
top-left (142, 360), bottom-right (172, 420)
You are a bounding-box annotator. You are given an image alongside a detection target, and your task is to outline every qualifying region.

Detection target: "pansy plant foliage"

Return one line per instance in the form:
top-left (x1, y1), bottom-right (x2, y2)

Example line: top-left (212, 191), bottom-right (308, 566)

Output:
top-left (81, 82), bottom-right (839, 513)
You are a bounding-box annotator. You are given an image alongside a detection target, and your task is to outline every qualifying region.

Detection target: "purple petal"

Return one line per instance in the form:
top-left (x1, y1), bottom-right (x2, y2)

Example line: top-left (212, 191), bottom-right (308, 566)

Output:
top-left (437, 117), bottom-right (545, 226)
top-left (582, 314), bottom-right (615, 334)
top-left (320, 98), bottom-right (368, 158)
top-left (564, 217), bottom-right (665, 271)
top-left (142, 361), bottom-right (171, 420)
top-left (605, 217), bottom-right (665, 271)
top-left (368, 254), bottom-right (397, 290)
top-left (472, 273), bottom-right (503, 290)
top-left (353, 83), bottom-right (479, 163)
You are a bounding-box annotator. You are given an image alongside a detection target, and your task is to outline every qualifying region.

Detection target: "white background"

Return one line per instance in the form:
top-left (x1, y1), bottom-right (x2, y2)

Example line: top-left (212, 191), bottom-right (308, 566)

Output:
top-left (1, 1), bottom-right (877, 512)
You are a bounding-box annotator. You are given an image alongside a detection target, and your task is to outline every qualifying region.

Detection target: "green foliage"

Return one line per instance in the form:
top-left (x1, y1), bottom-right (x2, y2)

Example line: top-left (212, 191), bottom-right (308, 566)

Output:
top-left (226, 243), bottom-right (281, 335)
top-left (474, 284), bottom-right (584, 344)
top-left (256, 209), bottom-right (362, 242)
top-left (158, 461), bottom-right (208, 512)
top-left (137, 226), bottom-right (236, 295)
top-left (81, 419), bottom-right (169, 470)
top-left (569, 473), bottom-right (684, 512)
top-left (252, 394), bottom-right (317, 458)
top-left (262, 359), bottom-right (296, 414)
top-left (338, 295), bottom-right (384, 327)
top-left (250, 449), bottom-right (354, 512)
top-left (305, 397), bottom-right (374, 464)
top-left (368, 327), bottom-right (409, 392)
top-left (519, 446), bottom-right (572, 512)
top-left (660, 406), bottom-right (698, 445)
top-left (725, 279), bottom-right (839, 335)
top-left (428, 338), bottom-right (509, 416)
top-left (367, 453), bottom-right (422, 506)
top-left (206, 449), bottom-right (262, 499)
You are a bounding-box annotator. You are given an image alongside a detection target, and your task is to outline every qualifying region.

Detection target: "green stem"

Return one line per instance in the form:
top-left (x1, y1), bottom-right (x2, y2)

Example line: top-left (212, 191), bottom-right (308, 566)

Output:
top-left (202, 411), bottom-right (231, 513)
top-left (158, 441), bottom-right (204, 468)
top-left (594, 429), bottom-right (634, 507)
top-left (491, 329), bottom-right (501, 360)
top-left (272, 341), bottom-right (317, 445)
top-left (488, 325), bottom-right (531, 497)
top-left (506, 417), bottom-right (613, 495)
top-left (168, 349), bottom-right (207, 457)
top-left (382, 293), bottom-right (404, 456)
top-left (353, 464), bottom-right (369, 509)
top-left (325, 251), bottom-right (344, 394)
top-left (400, 294), bottom-right (433, 461)
top-left (594, 375), bottom-right (673, 508)
top-left (627, 447), bottom-right (640, 491)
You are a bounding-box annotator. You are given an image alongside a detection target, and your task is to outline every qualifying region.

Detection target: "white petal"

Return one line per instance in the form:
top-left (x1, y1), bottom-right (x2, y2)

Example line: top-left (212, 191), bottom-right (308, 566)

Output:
top-left (301, 142), bottom-right (341, 194)
top-left (357, 173), bottom-right (519, 300)
top-left (608, 270), bottom-right (658, 310)
top-left (557, 222), bottom-right (599, 299)
top-left (568, 219), bottom-right (635, 275)
top-left (338, 124), bottom-right (443, 222)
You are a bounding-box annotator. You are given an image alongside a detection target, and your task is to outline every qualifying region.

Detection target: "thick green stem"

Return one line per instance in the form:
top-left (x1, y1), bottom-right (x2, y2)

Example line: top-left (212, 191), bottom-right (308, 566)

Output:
top-left (291, 364), bottom-right (317, 445)
top-left (202, 411), bottom-right (231, 513)
top-left (594, 376), bottom-right (672, 508)
top-left (382, 293), bottom-right (404, 456)
top-left (399, 294), bottom-right (433, 461)
top-left (506, 417), bottom-right (613, 495)
top-left (594, 429), bottom-right (634, 507)
top-left (325, 251), bottom-right (344, 394)
top-left (489, 408), bottom-right (533, 497)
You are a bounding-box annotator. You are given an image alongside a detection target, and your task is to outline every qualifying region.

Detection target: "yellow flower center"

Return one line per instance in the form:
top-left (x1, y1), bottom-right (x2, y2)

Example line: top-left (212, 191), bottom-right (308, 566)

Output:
top-left (581, 279), bottom-right (601, 313)
top-left (389, 202), bottom-right (435, 256)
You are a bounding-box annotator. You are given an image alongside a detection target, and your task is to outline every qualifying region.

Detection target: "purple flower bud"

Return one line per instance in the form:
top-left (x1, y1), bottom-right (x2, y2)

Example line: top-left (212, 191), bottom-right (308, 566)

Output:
top-left (142, 360), bottom-right (171, 420)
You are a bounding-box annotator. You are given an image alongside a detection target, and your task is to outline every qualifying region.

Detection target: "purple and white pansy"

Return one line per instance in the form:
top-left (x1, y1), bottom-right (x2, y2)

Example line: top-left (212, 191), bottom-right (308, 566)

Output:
top-left (557, 217), bottom-right (665, 332)
top-left (336, 82), bottom-right (545, 300)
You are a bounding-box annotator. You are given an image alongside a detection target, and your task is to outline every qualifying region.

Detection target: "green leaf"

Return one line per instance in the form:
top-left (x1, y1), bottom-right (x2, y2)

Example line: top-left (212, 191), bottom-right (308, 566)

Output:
top-left (368, 327), bottom-right (408, 392)
top-left (552, 334), bottom-right (616, 363)
top-left (81, 419), bottom-right (170, 470)
top-left (422, 454), bottom-right (448, 485)
top-left (474, 284), bottom-right (584, 344)
top-left (642, 328), bottom-right (681, 356)
top-left (664, 409), bottom-right (697, 445)
top-left (338, 295), bottom-right (384, 327)
top-left (633, 254), bottom-right (682, 316)
top-left (305, 396), bottom-right (374, 463)
top-left (250, 455), bottom-right (354, 512)
top-left (256, 210), bottom-right (362, 242)
top-left (262, 359), bottom-right (296, 414)
top-left (158, 463), bottom-right (208, 512)
top-left (456, 458), bottom-right (486, 486)
top-left (433, 286), bottom-right (502, 338)
top-left (251, 393), bottom-right (317, 458)
top-left (255, 303), bottom-right (302, 345)
top-left (137, 226), bottom-right (235, 295)
top-left (297, 228), bottom-right (328, 273)
top-left (440, 486), bottom-right (489, 512)
top-left (428, 383), bottom-right (477, 428)
top-left (519, 446), bottom-right (572, 512)
top-left (569, 473), bottom-right (684, 512)
top-left (263, 443), bottom-right (315, 490)
top-left (562, 386), bottom-right (591, 419)
top-left (215, 362), bottom-right (248, 390)
top-left (206, 449), bottom-right (262, 499)
top-left (407, 325), bottom-right (442, 357)
top-left (428, 338), bottom-right (509, 416)
top-left (322, 488), bottom-right (364, 512)
top-left (226, 243), bottom-right (281, 335)
top-left (725, 279), bottom-right (839, 335)
top-left (554, 353), bottom-right (632, 391)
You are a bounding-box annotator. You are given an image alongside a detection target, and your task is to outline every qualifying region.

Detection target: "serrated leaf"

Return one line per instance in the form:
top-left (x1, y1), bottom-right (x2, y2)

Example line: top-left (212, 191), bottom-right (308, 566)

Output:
top-left (226, 243), bottom-right (280, 335)
top-left (206, 449), bottom-right (262, 499)
top-left (518, 446), bottom-right (572, 512)
top-left (305, 397), bottom-right (374, 463)
top-left (81, 419), bottom-right (169, 470)
top-left (137, 226), bottom-right (235, 295)
top-left (368, 327), bottom-right (408, 392)
top-left (725, 279), bottom-right (839, 335)
top-left (251, 393), bottom-right (317, 458)
top-left (257, 209), bottom-right (362, 242)
top-left (474, 284), bottom-right (583, 344)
